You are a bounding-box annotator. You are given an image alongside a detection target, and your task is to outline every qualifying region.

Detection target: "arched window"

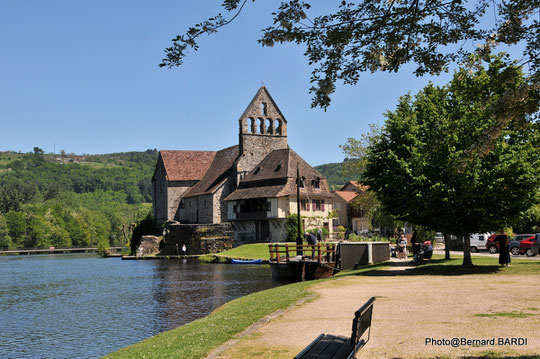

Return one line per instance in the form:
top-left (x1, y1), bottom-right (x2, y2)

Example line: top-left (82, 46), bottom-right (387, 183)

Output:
top-left (275, 119), bottom-right (282, 135)
top-left (266, 118), bottom-right (273, 134)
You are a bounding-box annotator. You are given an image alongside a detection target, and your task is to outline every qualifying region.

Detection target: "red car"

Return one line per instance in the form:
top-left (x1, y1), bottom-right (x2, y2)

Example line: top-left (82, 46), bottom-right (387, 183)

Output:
top-left (519, 236), bottom-right (537, 257)
top-left (486, 233), bottom-right (507, 254)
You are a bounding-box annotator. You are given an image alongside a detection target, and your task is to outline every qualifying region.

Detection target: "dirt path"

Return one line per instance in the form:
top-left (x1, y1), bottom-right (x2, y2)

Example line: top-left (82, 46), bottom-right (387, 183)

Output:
top-left (210, 267), bottom-right (540, 359)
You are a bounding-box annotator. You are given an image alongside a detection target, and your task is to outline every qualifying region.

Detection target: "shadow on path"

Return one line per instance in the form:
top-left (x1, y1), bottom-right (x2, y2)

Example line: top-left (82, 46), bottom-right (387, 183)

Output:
top-left (353, 259), bottom-right (501, 277)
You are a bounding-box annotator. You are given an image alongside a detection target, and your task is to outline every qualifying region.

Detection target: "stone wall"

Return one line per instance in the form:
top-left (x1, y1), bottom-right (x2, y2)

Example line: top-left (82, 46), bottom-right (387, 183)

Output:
top-left (160, 223), bottom-right (233, 255)
top-left (169, 181), bottom-right (198, 221)
top-left (136, 235), bottom-right (161, 257)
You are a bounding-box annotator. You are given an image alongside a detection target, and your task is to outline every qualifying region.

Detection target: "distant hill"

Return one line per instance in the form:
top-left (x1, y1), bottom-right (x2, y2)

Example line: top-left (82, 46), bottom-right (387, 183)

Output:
top-left (0, 149), bottom-right (357, 250)
top-left (314, 160), bottom-right (359, 191)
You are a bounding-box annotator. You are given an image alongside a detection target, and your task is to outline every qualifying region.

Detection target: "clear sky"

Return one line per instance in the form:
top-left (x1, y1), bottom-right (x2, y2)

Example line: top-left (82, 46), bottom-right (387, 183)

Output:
top-left (1, 0), bottom-right (461, 166)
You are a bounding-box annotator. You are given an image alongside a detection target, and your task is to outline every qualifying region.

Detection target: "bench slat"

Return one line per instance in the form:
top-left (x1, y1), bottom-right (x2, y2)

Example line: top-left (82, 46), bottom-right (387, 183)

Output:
top-left (295, 297), bottom-right (375, 359)
top-left (317, 335), bottom-right (351, 359)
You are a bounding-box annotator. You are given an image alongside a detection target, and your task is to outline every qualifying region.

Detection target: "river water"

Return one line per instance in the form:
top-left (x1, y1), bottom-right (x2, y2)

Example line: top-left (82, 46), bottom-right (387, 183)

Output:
top-left (0, 254), bottom-right (279, 358)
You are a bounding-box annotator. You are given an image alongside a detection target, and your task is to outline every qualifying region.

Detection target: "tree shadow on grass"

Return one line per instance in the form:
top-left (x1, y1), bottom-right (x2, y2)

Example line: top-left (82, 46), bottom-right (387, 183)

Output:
top-left (353, 259), bottom-right (501, 277)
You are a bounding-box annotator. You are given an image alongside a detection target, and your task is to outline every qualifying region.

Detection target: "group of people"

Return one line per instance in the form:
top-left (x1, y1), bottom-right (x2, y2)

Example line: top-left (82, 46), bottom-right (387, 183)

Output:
top-left (304, 228), bottom-right (323, 245)
top-left (395, 231), bottom-right (433, 263)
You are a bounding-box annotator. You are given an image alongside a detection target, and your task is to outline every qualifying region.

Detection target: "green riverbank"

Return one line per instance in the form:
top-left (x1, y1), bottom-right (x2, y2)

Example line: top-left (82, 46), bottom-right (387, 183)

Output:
top-left (104, 252), bottom-right (539, 359)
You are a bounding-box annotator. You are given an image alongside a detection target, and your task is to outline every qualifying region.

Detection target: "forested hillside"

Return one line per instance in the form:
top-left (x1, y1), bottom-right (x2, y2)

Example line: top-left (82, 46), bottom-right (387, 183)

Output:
top-left (0, 148), bottom-right (356, 251)
top-left (315, 160), bottom-right (359, 190)
top-left (0, 150), bottom-right (158, 250)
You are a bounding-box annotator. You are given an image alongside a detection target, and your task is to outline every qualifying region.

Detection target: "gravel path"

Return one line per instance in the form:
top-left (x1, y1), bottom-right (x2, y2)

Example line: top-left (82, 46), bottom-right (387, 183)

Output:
top-left (210, 263), bottom-right (540, 359)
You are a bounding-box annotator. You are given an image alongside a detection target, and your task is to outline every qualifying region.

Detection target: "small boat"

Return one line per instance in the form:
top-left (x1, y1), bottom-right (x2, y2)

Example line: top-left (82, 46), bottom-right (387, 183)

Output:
top-left (231, 258), bottom-right (263, 264)
top-left (268, 243), bottom-right (337, 281)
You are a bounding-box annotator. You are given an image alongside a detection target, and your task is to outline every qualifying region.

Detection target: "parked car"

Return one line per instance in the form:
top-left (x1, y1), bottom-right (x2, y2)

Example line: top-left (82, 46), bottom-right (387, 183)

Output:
top-left (469, 233), bottom-right (491, 253)
top-left (531, 234), bottom-right (540, 256)
top-left (486, 233), bottom-right (501, 253)
top-left (509, 234), bottom-right (534, 255)
top-left (520, 235), bottom-right (538, 257)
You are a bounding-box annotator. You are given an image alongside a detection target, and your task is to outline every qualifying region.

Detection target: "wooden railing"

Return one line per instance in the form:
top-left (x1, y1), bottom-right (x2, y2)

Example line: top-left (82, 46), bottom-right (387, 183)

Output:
top-left (268, 243), bottom-right (337, 264)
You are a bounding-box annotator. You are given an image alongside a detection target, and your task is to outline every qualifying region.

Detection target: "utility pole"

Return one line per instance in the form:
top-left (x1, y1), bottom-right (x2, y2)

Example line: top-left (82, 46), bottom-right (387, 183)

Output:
top-left (296, 163), bottom-right (302, 256)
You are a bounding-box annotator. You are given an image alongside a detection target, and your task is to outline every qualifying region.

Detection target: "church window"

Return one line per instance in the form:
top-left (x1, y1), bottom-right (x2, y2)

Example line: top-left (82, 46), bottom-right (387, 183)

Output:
top-left (266, 118), bottom-right (273, 134)
top-left (261, 102), bottom-right (267, 115)
top-left (275, 119), bottom-right (282, 135)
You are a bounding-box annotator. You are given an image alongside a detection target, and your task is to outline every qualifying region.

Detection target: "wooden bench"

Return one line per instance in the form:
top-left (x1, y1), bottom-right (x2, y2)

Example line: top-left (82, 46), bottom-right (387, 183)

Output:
top-left (294, 297), bottom-right (375, 359)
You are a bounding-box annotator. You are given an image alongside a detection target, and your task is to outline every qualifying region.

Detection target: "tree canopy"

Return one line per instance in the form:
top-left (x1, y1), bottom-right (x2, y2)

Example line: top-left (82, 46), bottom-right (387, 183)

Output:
top-left (161, 0), bottom-right (539, 109)
top-left (363, 56), bottom-right (540, 265)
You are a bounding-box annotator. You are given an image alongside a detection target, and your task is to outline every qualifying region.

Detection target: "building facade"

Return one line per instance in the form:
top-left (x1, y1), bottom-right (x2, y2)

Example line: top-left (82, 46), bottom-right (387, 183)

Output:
top-left (152, 86), bottom-right (333, 243)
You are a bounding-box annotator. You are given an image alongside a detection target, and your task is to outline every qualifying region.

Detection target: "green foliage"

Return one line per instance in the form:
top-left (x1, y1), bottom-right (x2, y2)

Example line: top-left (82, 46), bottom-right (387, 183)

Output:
top-left (0, 150), bottom-right (157, 249)
top-left (162, 1), bottom-right (538, 109)
top-left (130, 211), bottom-right (160, 254)
top-left (314, 161), bottom-right (359, 190)
top-left (0, 214), bottom-right (11, 249)
top-left (285, 213), bottom-right (303, 242)
top-left (364, 56), bottom-right (540, 264)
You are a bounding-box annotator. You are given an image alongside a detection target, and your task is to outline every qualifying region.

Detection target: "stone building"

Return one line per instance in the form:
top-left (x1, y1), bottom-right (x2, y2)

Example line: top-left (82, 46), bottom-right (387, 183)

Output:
top-left (152, 86), bottom-right (334, 243)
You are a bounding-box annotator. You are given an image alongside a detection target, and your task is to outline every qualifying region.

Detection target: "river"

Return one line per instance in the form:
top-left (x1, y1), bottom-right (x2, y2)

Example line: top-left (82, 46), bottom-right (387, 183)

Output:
top-left (0, 254), bottom-right (279, 358)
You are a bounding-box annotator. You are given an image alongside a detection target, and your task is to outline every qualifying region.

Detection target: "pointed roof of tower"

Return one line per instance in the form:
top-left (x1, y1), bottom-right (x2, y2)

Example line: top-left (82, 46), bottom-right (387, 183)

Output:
top-left (239, 86), bottom-right (287, 124)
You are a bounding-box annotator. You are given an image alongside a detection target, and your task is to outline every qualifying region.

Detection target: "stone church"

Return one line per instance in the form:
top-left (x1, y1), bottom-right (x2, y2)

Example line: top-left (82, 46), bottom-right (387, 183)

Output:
top-left (152, 87), bottom-right (334, 244)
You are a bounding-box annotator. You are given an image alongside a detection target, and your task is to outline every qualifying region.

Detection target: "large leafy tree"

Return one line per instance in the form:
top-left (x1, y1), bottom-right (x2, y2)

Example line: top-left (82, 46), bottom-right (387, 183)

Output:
top-left (161, 0), bottom-right (538, 109)
top-left (363, 56), bottom-right (540, 266)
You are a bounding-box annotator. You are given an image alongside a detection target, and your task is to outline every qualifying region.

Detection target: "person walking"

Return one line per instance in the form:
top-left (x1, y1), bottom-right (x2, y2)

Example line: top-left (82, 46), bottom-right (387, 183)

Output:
top-left (181, 244), bottom-right (187, 257)
top-left (397, 234), bottom-right (408, 260)
top-left (496, 234), bottom-right (511, 267)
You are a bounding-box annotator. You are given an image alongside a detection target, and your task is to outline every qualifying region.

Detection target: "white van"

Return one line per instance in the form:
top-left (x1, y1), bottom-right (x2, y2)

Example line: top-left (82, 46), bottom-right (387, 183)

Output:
top-left (470, 233), bottom-right (492, 252)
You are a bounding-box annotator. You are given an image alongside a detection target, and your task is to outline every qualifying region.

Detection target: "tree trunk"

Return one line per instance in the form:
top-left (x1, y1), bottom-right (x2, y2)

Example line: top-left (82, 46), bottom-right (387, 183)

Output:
top-left (443, 233), bottom-right (451, 260)
top-left (462, 234), bottom-right (473, 266)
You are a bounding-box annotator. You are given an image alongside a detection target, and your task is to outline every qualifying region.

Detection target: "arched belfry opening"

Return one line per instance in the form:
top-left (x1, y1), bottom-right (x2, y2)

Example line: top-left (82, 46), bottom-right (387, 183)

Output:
top-left (237, 86), bottom-right (289, 171)
top-left (238, 86), bottom-right (288, 138)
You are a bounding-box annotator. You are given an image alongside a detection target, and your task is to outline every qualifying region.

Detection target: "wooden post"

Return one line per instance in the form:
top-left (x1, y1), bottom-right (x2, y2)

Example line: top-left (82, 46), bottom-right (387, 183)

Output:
top-left (285, 244), bottom-right (289, 262)
top-left (276, 244), bottom-right (280, 263)
top-left (317, 244), bottom-right (321, 262)
top-left (269, 244), bottom-right (274, 262)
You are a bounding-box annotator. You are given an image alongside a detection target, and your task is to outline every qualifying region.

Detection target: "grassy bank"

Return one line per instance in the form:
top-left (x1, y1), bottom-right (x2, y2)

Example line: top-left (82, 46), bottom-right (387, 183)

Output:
top-left (105, 251), bottom-right (539, 359)
top-left (104, 280), bottom-right (315, 359)
top-left (199, 242), bottom-right (283, 262)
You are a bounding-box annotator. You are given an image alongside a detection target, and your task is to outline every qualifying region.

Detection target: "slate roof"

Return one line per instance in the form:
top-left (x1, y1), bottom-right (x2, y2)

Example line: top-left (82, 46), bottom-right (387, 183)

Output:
top-left (158, 150), bottom-right (217, 181)
top-left (225, 148), bottom-right (333, 201)
top-left (182, 145), bottom-right (239, 197)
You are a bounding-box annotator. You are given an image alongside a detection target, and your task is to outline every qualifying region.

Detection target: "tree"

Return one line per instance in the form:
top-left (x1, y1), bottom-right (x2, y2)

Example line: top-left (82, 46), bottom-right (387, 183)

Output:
top-left (33, 147), bottom-right (44, 155)
top-left (161, 0), bottom-right (538, 109)
top-left (0, 214), bottom-right (11, 250)
top-left (364, 56), bottom-right (540, 266)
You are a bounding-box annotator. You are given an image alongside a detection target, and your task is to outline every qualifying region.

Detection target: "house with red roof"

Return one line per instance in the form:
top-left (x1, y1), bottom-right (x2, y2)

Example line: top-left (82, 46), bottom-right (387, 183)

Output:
top-left (333, 181), bottom-right (370, 233)
top-left (152, 87), bottom-right (334, 244)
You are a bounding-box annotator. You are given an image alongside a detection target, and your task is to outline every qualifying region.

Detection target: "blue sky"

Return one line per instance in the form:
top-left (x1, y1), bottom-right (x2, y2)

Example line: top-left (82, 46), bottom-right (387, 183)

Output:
top-left (1, 1), bottom-right (469, 166)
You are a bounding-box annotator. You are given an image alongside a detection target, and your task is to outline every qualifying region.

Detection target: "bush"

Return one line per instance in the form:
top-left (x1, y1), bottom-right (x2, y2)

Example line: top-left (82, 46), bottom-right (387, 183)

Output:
top-left (286, 213), bottom-right (303, 242)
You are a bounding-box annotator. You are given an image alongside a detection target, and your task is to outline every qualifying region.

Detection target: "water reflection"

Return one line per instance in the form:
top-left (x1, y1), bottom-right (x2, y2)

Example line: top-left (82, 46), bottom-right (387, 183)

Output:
top-left (0, 254), bottom-right (279, 359)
